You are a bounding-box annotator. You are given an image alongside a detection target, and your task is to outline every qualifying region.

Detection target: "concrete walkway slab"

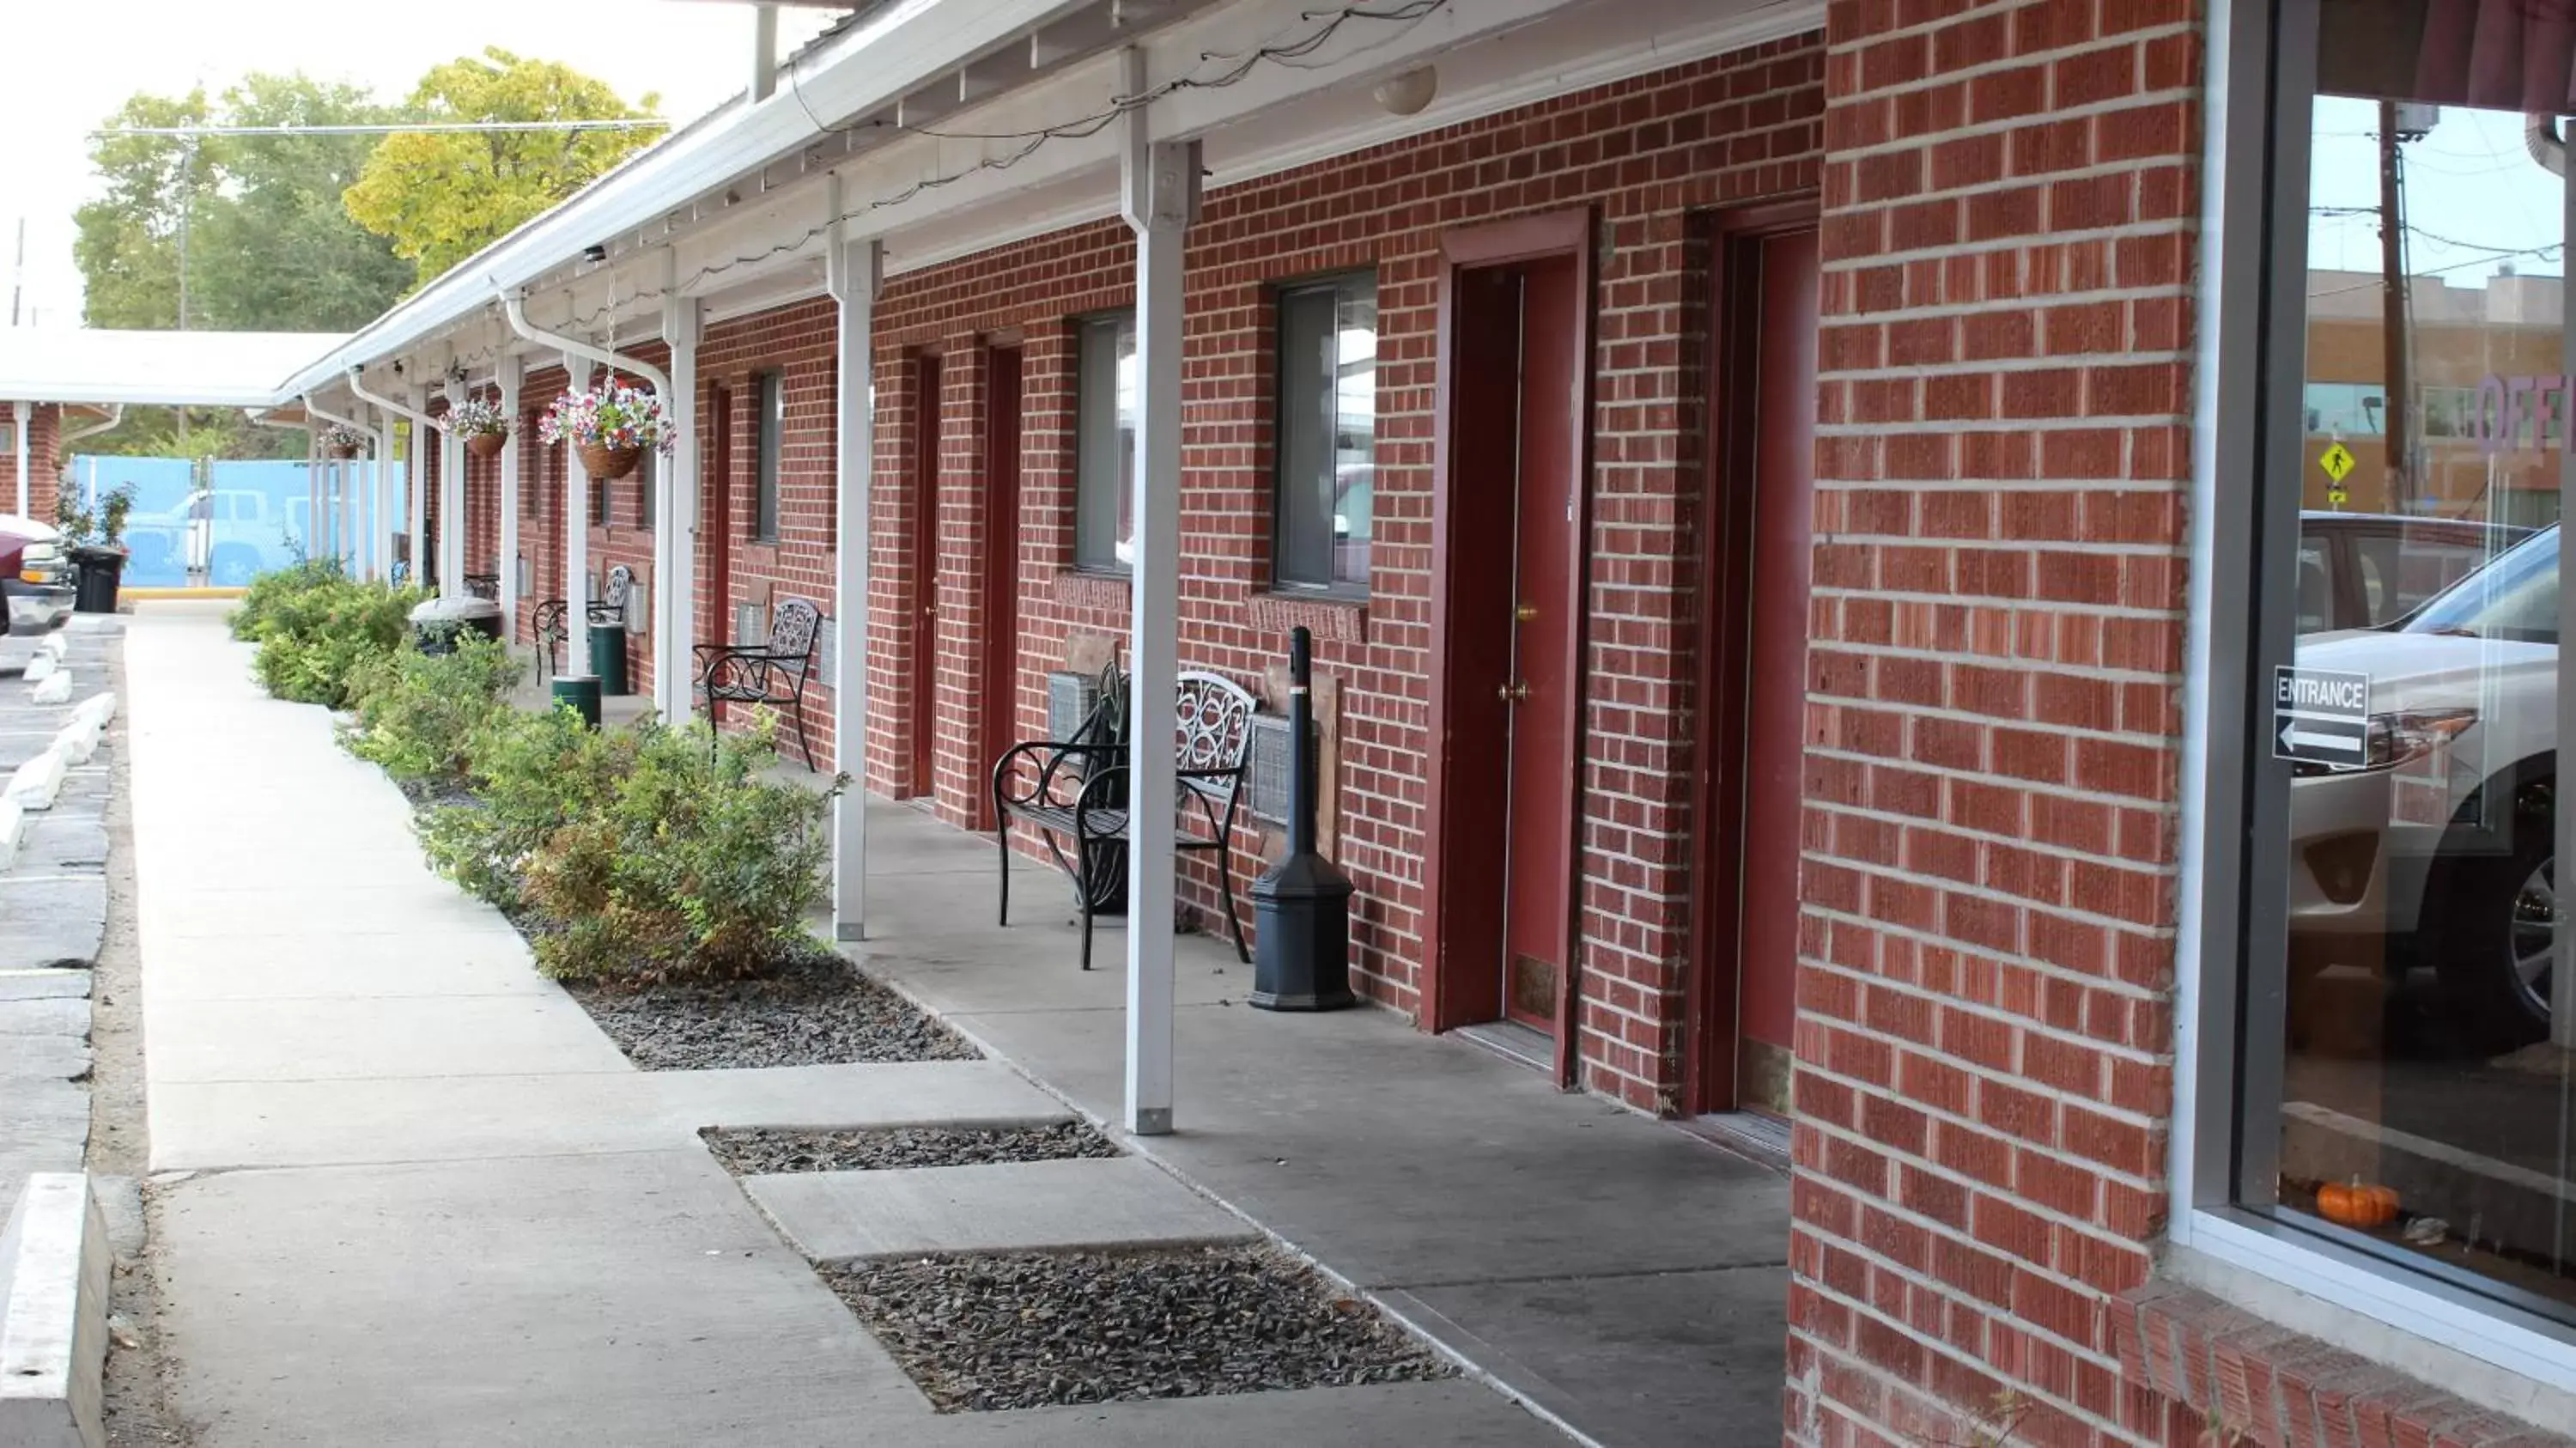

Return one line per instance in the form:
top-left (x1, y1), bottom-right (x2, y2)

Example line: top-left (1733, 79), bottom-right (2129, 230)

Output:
top-left (140, 931), bottom-right (557, 1001)
top-left (746, 1157), bottom-right (1257, 1262)
top-left (142, 993), bottom-right (632, 1082)
top-left (155, 1151), bottom-right (925, 1447)
top-left (149, 1060), bottom-right (1065, 1171)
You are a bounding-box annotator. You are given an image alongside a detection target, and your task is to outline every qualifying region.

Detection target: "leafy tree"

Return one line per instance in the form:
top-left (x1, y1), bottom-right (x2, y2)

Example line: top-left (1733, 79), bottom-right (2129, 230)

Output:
top-left (72, 75), bottom-right (413, 458)
top-left (344, 48), bottom-right (660, 285)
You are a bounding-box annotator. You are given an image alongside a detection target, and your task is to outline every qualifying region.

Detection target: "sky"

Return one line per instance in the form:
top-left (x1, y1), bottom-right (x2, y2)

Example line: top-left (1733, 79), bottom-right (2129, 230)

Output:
top-left (0, 0), bottom-right (838, 329)
top-left (2310, 94), bottom-right (2566, 287)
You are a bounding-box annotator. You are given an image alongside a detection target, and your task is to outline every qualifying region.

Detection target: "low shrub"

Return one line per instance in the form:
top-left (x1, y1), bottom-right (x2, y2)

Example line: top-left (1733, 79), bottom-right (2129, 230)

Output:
top-left (249, 577), bottom-right (423, 708)
top-left (339, 634), bottom-right (523, 786)
top-left (416, 703), bottom-right (635, 910)
top-left (519, 716), bottom-right (837, 984)
top-left (231, 557), bottom-right (349, 642)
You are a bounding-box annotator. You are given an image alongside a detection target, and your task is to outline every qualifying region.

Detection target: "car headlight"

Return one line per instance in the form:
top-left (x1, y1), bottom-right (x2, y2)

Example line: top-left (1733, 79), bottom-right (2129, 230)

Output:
top-left (2363, 708), bottom-right (2478, 770)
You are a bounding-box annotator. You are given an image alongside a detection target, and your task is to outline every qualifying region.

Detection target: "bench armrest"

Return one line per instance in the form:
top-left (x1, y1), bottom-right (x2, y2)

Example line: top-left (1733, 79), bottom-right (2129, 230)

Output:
top-left (993, 739), bottom-right (1120, 814)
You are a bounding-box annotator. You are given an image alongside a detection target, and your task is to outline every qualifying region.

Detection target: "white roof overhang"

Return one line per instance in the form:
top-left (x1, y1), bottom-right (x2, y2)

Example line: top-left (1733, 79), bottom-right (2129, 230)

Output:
top-left (0, 330), bottom-right (349, 408)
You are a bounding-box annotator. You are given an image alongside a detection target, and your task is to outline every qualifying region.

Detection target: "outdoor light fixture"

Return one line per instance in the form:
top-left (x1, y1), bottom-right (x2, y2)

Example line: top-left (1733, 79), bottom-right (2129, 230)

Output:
top-left (1373, 65), bottom-right (1437, 117)
top-left (582, 243), bottom-right (609, 263)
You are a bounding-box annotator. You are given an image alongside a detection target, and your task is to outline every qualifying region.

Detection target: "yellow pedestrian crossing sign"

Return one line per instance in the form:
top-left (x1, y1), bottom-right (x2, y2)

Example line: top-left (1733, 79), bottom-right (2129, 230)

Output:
top-left (2319, 441), bottom-right (2355, 485)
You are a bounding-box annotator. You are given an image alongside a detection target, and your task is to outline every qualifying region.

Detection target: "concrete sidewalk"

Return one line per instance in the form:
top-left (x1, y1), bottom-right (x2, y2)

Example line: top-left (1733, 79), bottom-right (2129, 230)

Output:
top-left (843, 804), bottom-right (1795, 1448)
top-left (121, 604), bottom-right (1565, 1447)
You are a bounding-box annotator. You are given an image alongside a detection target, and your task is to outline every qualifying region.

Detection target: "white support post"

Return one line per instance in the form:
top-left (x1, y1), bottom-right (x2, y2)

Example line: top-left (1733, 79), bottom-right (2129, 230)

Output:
top-left (408, 383), bottom-right (431, 588)
top-left (659, 268), bottom-right (702, 725)
top-left (827, 219), bottom-right (881, 941)
top-left (568, 358), bottom-right (595, 675)
top-left (375, 409), bottom-right (398, 585)
top-left (440, 389), bottom-right (465, 594)
top-left (11, 400), bottom-right (28, 517)
top-left (499, 355), bottom-right (525, 630)
top-left (1118, 53), bottom-right (1199, 1138)
top-left (305, 427), bottom-right (320, 561)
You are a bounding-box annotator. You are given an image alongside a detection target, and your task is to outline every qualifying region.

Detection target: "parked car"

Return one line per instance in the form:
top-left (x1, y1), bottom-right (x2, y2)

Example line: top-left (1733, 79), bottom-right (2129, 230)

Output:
top-left (2295, 510), bottom-right (2532, 633)
top-left (0, 514), bottom-right (76, 635)
top-left (2288, 523), bottom-right (2559, 1044)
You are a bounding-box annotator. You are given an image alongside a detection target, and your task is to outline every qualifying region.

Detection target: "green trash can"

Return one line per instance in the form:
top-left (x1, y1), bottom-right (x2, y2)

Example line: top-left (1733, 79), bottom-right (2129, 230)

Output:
top-left (550, 675), bottom-right (602, 728)
top-left (588, 624), bottom-right (630, 697)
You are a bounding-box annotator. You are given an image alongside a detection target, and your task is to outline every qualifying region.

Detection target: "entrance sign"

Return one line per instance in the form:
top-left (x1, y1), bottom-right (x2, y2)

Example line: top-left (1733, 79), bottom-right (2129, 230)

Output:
top-left (2273, 666), bottom-right (2369, 764)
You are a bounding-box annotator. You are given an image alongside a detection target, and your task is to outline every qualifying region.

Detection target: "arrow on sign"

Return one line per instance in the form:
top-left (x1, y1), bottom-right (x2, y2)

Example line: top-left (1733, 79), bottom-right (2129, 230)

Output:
top-left (2280, 720), bottom-right (2362, 756)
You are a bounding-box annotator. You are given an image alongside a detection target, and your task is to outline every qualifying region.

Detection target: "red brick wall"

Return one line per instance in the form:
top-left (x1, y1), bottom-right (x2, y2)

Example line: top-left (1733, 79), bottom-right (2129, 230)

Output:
top-left (858, 40), bottom-right (1827, 1081)
top-left (1784, 0), bottom-right (2200, 1442)
top-left (514, 366), bottom-right (572, 652)
top-left (583, 342), bottom-right (671, 701)
top-left (3, 403), bottom-right (64, 524)
top-left (696, 301), bottom-right (841, 768)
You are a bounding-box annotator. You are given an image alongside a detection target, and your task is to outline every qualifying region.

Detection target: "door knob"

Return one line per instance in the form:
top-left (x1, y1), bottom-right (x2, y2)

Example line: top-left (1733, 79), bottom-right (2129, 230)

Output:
top-left (1515, 603), bottom-right (1539, 622)
top-left (1498, 681), bottom-right (1530, 703)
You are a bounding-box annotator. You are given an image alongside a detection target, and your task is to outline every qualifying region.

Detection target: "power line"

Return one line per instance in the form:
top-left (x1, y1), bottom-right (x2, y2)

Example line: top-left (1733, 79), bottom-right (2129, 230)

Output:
top-left (95, 119), bottom-right (671, 138)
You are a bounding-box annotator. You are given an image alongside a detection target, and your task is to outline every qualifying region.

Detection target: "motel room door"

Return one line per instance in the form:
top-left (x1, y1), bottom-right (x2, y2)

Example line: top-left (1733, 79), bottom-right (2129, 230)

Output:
top-left (1695, 211), bottom-right (1820, 1118)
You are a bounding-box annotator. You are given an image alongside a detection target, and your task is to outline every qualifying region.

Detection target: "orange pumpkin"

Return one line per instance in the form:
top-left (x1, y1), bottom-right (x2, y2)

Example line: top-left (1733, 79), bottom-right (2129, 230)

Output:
top-left (2316, 1179), bottom-right (2399, 1228)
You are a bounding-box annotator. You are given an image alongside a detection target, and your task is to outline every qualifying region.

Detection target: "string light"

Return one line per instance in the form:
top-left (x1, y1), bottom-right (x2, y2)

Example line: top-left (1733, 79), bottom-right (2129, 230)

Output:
top-left (526, 1), bottom-right (1449, 335)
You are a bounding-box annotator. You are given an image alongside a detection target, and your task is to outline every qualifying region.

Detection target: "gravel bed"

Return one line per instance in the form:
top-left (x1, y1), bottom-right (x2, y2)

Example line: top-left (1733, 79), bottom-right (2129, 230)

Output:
top-left (564, 952), bottom-right (980, 1070)
top-left (820, 1245), bottom-right (1453, 1413)
top-left (701, 1121), bottom-right (1120, 1175)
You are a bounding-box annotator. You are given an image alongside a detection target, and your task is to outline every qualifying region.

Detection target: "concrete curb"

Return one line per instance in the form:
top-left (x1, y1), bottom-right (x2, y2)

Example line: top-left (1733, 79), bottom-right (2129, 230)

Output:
top-left (3, 751), bottom-right (66, 812)
top-left (27, 673), bottom-right (70, 707)
top-left (0, 1174), bottom-right (110, 1448)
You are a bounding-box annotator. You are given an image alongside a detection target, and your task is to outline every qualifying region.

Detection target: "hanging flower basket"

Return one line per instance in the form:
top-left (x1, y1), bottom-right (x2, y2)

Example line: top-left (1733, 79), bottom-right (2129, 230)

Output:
top-left (321, 423), bottom-right (368, 459)
top-left (449, 397), bottom-right (511, 459)
top-left (579, 441), bottom-right (645, 479)
top-left (538, 376), bottom-right (670, 483)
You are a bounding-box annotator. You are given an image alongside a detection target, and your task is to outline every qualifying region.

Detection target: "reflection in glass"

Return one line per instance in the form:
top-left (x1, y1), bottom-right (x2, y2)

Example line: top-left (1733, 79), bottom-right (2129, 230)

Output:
top-left (1276, 276), bottom-right (1377, 592)
top-left (1075, 313), bottom-right (1136, 571)
top-left (2271, 0), bottom-right (2576, 1323)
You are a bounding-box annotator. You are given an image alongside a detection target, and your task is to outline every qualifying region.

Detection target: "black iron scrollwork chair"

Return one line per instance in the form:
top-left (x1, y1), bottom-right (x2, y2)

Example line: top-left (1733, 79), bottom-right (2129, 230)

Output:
top-left (992, 662), bottom-right (1256, 970)
top-left (691, 597), bottom-right (823, 770)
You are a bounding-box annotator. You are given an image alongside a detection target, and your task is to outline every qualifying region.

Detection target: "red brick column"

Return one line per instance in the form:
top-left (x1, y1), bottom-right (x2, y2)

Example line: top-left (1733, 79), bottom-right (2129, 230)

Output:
top-left (1788, 0), bottom-right (2202, 1440)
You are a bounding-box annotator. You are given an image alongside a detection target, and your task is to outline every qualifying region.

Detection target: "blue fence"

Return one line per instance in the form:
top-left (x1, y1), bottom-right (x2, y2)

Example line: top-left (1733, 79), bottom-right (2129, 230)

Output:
top-left (69, 454), bottom-right (380, 587)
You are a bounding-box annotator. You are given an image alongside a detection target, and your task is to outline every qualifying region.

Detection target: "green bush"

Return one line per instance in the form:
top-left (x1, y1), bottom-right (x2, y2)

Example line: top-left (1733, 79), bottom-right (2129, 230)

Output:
top-left (416, 703), bottom-right (635, 910)
top-left (339, 634), bottom-right (523, 786)
top-left (519, 717), bottom-right (837, 984)
top-left (249, 578), bottom-right (424, 708)
top-left (231, 557), bottom-right (349, 642)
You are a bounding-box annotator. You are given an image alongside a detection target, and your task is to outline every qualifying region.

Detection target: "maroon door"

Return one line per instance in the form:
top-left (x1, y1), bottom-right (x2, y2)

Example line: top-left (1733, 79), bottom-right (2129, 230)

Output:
top-left (910, 354), bottom-right (944, 801)
top-left (977, 347), bottom-right (1024, 829)
top-left (1430, 238), bottom-right (1589, 1048)
top-left (706, 384), bottom-right (734, 662)
top-left (1694, 216), bottom-right (1820, 1116)
top-left (1500, 258), bottom-right (1583, 1032)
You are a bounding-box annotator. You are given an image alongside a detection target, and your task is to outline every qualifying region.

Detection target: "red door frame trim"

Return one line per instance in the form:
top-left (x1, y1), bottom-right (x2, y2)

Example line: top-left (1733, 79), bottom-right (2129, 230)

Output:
top-left (1423, 205), bottom-right (1596, 1089)
top-left (1682, 194), bottom-right (1821, 1116)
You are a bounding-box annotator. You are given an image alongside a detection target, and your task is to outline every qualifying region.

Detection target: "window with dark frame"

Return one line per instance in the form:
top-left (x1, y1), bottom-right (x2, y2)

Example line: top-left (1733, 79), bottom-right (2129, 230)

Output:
top-left (1272, 275), bottom-right (1376, 593)
top-left (754, 370), bottom-right (784, 543)
top-left (636, 444), bottom-right (656, 530)
top-left (2235, 0), bottom-right (2575, 1333)
top-left (521, 435), bottom-right (541, 518)
top-left (1072, 312), bottom-right (1136, 572)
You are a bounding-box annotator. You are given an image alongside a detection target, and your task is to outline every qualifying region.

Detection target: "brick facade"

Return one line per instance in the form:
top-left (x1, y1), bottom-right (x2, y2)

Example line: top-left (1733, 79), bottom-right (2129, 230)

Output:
top-left (3, 402), bottom-right (65, 524)
top-left (1783, 0), bottom-right (2202, 1441)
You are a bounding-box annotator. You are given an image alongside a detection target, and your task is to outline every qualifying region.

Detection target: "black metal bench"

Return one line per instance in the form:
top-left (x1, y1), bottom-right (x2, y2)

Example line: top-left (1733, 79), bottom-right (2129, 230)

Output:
top-left (692, 596), bottom-right (823, 769)
top-left (992, 663), bottom-right (1255, 971)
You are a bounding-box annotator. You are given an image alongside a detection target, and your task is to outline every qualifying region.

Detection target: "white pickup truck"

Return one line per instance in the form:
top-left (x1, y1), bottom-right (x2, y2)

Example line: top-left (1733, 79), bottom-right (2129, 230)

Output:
top-left (124, 488), bottom-right (310, 587)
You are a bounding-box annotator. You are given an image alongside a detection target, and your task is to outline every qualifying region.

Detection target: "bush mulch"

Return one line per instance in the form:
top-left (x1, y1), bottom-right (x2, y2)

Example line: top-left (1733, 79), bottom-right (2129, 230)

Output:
top-left (818, 1245), bottom-right (1454, 1414)
top-left (561, 950), bottom-right (980, 1070)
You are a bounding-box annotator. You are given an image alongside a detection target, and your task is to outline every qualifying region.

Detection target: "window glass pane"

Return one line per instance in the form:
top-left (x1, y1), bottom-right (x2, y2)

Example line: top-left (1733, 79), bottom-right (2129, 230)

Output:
top-left (2261, 0), bottom-right (2575, 1323)
top-left (637, 445), bottom-right (655, 529)
top-left (1074, 313), bottom-right (1136, 571)
top-left (1275, 277), bottom-right (1376, 591)
top-left (755, 371), bottom-right (782, 541)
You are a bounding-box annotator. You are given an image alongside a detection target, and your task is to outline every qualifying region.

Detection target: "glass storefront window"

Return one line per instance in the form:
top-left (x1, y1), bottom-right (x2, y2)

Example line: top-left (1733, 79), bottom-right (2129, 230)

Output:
top-left (2253, 0), bottom-right (2576, 1327)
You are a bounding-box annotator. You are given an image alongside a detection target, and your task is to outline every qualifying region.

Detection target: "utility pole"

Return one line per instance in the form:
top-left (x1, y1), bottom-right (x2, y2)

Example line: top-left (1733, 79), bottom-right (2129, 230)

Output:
top-left (175, 133), bottom-right (197, 453)
top-left (2379, 100), bottom-right (2412, 511)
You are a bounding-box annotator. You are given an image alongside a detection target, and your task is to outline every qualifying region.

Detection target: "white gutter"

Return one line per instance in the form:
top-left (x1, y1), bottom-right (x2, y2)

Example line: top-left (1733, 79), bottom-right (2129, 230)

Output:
top-left (345, 367), bottom-right (443, 437)
top-left (501, 295), bottom-right (671, 399)
top-left (58, 404), bottom-right (125, 448)
top-left (300, 392), bottom-right (369, 440)
top-left (276, 0), bottom-right (1083, 400)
